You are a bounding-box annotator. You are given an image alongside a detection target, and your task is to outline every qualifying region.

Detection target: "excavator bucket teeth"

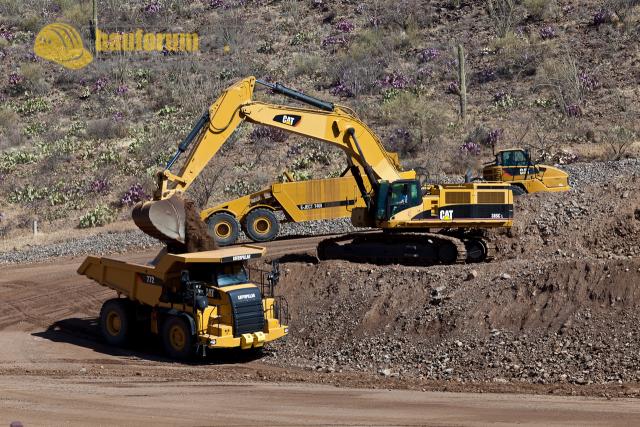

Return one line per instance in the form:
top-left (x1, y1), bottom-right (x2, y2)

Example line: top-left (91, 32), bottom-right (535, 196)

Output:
top-left (132, 195), bottom-right (186, 246)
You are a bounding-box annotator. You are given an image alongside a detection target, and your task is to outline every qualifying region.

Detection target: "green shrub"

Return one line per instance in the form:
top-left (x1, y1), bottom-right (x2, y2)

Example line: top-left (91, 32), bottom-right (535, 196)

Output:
top-left (0, 151), bottom-right (38, 172)
top-left (15, 97), bottom-right (50, 115)
top-left (79, 204), bottom-right (117, 228)
top-left (8, 184), bottom-right (46, 204)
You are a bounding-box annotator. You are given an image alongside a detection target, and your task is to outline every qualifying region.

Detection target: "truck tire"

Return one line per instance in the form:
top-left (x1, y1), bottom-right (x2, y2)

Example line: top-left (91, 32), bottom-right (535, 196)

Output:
top-left (100, 299), bottom-right (132, 347)
top-left (207, 212), bottom-right (240, 246)
top-left (244, 208), bottom-right (280, 242)
top-left (162, 316), bottom-right (194, 360)
top-left (510, 185), bottom-right (526, 196)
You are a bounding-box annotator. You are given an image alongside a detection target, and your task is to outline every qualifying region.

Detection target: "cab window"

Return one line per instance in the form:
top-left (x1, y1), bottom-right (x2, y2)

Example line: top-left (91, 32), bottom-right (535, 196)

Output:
top-left (499, 150), bottom-right (529, 167)
top-left (387, 181), bottom-right (421, 217)
top-left (215, 263), bottom-right (248, 287)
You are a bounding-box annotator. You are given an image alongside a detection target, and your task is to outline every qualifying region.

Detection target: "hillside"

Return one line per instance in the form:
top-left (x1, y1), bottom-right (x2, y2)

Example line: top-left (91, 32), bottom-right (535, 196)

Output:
top-left (0, 0), bottom-right (639, 241)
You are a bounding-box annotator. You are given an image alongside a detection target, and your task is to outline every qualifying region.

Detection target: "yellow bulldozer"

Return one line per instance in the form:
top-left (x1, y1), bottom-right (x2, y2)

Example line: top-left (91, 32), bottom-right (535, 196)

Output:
top-left (481, 148), bottom-right (570, 195)
top-left (133, 77), bottom-right (514, 265)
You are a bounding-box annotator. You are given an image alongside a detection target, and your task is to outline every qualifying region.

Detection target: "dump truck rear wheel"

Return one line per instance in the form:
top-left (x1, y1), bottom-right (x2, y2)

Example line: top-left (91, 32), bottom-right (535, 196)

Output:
top-left (162, 316), bottom-right (194, 360)
top-left (207, 212), bottom-right (239, 246)
top-left (100, 299), bottom-right (131, 347)
top-left (244, 208), bottom-right (280, 242)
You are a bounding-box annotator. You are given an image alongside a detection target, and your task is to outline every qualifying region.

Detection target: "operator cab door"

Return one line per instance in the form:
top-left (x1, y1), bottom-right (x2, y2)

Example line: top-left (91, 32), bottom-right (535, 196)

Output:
top-left (376, 180), bottom-right (421, 221)
top-left (496, 150), bottom-right (539, 181)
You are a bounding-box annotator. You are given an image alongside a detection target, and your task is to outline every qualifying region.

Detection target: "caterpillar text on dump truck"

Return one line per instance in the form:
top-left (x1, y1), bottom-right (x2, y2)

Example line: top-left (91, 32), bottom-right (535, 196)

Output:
top-left (77, 245), bottom-right (288, 359)
top-left (482, 148), bottom-right (570, 195)
top-left (133, 76), bottom-right (515, 265)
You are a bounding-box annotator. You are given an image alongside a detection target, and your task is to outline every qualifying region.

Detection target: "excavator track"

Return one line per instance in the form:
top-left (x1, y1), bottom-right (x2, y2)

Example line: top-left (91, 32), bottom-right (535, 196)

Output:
top-left (317, 231), bottom-right (472, 266)
top-left (460, 235), bottom-right (496, 263)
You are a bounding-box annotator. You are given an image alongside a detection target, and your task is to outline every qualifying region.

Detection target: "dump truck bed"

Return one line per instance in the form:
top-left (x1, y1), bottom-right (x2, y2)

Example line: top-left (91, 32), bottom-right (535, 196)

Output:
top-left (77, 245), bottom-right (265, 304)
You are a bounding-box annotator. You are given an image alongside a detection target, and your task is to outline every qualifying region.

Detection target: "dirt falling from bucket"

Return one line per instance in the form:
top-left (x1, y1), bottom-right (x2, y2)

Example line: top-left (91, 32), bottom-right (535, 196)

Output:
top-left (167, 197), bottom-right (217, 253)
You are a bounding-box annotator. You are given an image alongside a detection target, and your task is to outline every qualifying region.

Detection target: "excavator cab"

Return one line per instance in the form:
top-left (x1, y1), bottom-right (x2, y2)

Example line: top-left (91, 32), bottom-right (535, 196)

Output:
top-left (375, 179), bottom-right (422, 221)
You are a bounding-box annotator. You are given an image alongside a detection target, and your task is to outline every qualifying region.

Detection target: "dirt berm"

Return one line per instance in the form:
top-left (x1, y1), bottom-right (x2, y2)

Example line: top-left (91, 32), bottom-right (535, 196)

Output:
top-left (264, 172), bottom-right (640, 387)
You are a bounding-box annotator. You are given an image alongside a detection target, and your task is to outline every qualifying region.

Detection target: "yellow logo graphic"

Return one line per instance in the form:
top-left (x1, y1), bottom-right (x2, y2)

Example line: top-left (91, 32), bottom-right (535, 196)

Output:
top-left (34, 23), bottom-right (93, 70)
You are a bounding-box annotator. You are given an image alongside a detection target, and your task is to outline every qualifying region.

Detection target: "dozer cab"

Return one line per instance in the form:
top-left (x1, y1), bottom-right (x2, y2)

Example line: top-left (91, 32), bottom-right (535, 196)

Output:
top-left (482, 148), bottom-right (570, 195)
top-left (78, 245), bottom-right (288, 359)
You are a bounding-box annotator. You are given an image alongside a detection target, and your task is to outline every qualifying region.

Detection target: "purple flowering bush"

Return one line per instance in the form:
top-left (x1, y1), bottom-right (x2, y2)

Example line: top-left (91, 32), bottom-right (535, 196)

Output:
top-left (329, 81), bottom-right (355, 97)
top-left (335, 20), bottom-right (355, 33)
top-left (459, 141), bottom-right (481, 156)
top-left (379, 71), bottom-right (411, 90)
top-left (120, 183), bottom-right (148, 206)
top-left (116, 84), bottom-right (129, 95)
top-left (143, 0), bottom-right (161, 15)
top-left (565, 104), bottom-right (582, 117)
top-left (417, 48), bottom-right (440, 63)
top-left (593, 9), bottom-right (612, 26)
top-left (93, 77), bottom-right (109, 93)
top-left (387, 128), bottom-right (418, 155)
top-left (89, 178), bottom-right (111, 195)
top-left (539, 25), bottom-right (557, 39)
top-left (579, 71), bottom-right (599, 91)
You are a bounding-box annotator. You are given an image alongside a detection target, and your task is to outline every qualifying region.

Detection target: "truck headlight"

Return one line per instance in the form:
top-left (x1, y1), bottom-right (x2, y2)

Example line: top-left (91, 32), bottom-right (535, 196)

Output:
top-left (208, 338), bottom-right (216, 345)
top-left (284, 328), bottom-right (289, 334)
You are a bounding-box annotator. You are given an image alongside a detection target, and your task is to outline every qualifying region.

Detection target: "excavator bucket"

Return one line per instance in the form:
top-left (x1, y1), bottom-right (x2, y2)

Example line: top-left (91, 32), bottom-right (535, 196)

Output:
top-left (132, 194), bottom-right (186, 246)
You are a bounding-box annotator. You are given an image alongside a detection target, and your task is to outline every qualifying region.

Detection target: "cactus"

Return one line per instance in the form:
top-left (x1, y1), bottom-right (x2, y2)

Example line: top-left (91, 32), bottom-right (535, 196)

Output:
top-left (457, 44), bottom-right (467, 123)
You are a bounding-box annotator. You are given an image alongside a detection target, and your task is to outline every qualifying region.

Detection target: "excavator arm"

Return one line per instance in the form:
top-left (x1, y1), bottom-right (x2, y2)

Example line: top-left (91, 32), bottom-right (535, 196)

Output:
top-left (135, 77), bottom-right (413, 245)
top-left (157, 77), bottom-right (406, 198)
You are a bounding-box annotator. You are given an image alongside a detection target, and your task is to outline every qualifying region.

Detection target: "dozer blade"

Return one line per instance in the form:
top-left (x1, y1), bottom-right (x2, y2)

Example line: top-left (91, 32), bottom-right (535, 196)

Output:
top-left (132, 195), bottom-right (186, 246)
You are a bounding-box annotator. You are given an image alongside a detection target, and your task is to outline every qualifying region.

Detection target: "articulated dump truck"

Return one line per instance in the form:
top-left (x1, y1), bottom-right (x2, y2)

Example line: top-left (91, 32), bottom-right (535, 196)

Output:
top-left (78, 245), bottom-right (288, 359)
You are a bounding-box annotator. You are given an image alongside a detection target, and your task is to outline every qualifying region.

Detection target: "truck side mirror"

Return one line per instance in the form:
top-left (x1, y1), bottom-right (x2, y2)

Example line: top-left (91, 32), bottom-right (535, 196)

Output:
top-left (180, 270), bottom-right (190, 286)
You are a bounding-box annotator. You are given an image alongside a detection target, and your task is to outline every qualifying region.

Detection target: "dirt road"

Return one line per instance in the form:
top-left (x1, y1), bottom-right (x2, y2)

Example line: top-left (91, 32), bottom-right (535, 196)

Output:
top-left (1, 238), bottom-right (639, 425)
top-left (3, 376), bottom-right (640, 426)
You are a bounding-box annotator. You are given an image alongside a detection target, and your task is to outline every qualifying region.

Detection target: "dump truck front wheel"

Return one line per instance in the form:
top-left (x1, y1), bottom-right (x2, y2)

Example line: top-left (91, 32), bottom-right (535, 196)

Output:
top-left (162, 316), bottom-right (194, 360)
top-left (207, 212), bottom-right (240, 246)
top-left (244, 208), bottom-right (280, 242)
top-left (100, 299), bottom-right (132, 346)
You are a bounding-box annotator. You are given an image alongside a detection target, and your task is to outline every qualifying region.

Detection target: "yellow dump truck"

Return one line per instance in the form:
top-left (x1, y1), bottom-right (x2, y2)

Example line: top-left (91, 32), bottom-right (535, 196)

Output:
top-left (202, 171), bottom-right (373, 245)
top-left (78, 245), bottom-right (288, 359)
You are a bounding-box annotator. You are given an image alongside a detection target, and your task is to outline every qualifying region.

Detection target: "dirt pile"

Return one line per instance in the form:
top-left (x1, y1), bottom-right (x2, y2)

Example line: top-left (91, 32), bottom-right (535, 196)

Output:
top-left (266, 257), bottom-right (640, 385)
top-left (493, 172), bottom-right (639, 261)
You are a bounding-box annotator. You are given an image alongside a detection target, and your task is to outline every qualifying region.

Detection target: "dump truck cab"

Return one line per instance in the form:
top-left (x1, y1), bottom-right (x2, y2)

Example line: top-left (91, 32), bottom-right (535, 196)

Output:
top-left (482, 148), bottom-right (570, 195)
top-left (78, 245), bottom-right (288, 359)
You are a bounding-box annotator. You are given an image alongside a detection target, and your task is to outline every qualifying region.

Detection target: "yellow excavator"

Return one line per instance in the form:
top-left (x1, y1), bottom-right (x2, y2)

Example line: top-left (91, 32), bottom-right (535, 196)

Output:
top-left (133, 77), bottom-right (514, 265)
